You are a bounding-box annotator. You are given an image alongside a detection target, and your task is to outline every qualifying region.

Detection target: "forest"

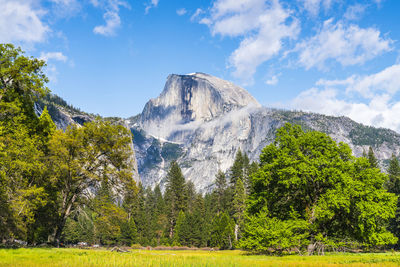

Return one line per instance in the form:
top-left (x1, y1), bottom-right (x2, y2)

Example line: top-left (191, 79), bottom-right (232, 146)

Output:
top-left (1, 43), bottom-right (400, 256)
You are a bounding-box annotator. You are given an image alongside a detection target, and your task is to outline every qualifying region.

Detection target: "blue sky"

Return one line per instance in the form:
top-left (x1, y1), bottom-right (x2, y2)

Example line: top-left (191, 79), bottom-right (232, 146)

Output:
top-left (1, 0), bottom-right (400, 131)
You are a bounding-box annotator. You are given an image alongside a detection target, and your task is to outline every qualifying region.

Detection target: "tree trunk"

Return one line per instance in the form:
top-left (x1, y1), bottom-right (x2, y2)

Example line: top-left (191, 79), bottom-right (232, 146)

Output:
top-left (52, 193), bottom-right (77, 247)
top-left (234, 224), bottom-right (238, 241)
top-left (307, 242), bottom-right (316, 256)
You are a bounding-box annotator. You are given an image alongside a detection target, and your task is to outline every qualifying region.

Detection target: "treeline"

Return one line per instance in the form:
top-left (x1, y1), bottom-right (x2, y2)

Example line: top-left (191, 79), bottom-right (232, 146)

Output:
top-left (62, 149), bottom-right (258, 248)
top-left (2, 44), bottom-right (400, 255)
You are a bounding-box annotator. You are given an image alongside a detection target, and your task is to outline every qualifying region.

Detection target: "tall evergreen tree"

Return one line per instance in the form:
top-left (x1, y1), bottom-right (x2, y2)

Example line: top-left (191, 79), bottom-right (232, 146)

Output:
top-left (387, 154), bottom-right (400, 248)
top-left (230, 149), bottom-right (244, 186)
top-left (232, 178), bottom-right (246, 241)
top-left (368, 146), bottom-right (379, 168)
top-left (210, 212), bottom-right (234, 249)
top-left (153, 184), bottom-right (167, 245)
top-left (185, 181), bottom-right (196, 213)
top-left (215, 170), bottom-right (227, 214)
top-left (164, 161), bottom-right (187, 239)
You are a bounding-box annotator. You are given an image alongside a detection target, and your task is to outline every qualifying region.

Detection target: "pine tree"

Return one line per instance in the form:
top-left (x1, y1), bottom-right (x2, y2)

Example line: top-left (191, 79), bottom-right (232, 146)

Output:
top-left (246, 161), bottom-right (259, 194)
top-left (386, 154), bottom-right (400, 248)
top-left (153, 184), bottom-right (167, 245)
top-left (368, 146), bottom-right (379, 168)
top-left (164, 161), bottom-right (187, 239)
top-left (210, 212), bottom-right (234, 249)
top-left (215, 170), bottom-right (227, 214)
top-left (120, 217), bottom-right (138, 246)
top-left (387, 154), bottom-right (400, 194)
top-left (173, 210), bottom-right (186, 246)
top-left (230, 149), bottom-right (244, 186)
top-left (185, 181), bottom-right (196, 213)
top-left (232, 178), bottom-right (246, 241)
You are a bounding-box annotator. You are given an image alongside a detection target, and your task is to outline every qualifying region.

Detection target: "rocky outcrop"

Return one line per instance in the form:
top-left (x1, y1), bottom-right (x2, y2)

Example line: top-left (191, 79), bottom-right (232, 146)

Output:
top-left (129, 73), bottom-right (400, 192)
top-left (137, 73), bottom-right (260, 142)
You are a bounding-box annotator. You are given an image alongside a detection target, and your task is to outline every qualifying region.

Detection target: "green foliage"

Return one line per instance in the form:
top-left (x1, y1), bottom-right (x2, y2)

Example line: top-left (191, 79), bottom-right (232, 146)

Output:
top-left (215, 170), bottom-right (228, 213)
top-left (210, 212), bottom-right (234, 249)
top-left (386, 154), bottom-right (400, 248)
top-left (368, 146), bottom-right (379, 168)
top-left (243, 123), bottom-right (397, 254)
top-left (349, 124), bottom-right (397, 146)
top-left (232, 178), bottom-right (246, 241)
top-left (241, 208), bottom-right (309, 254)
top-left (48, 119), bottom-right (135, 245)
top-left (164, 161), bottom-right (187, 239)
top-left (161, 143), bottom-right (183, 162)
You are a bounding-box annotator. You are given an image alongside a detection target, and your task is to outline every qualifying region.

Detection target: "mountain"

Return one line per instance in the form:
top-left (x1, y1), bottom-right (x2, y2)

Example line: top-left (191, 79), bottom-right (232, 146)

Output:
top-left (41, 73), bottom-right (400, 192)
top-left (35, 94), bottom-right (140, 185)
top-left (128, 73), bottom-right (400, 192)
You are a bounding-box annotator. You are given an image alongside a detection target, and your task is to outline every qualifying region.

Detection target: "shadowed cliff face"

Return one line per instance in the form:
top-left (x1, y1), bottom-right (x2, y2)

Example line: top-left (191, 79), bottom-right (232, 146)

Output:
top-left (130, 73), bottom-right (400, 192)
top-left (138, 73), bottom-right (260, 142)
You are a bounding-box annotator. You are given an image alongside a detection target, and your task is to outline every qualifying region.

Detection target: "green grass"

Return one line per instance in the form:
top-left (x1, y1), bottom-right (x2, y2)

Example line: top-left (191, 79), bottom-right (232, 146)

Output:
top-left (1, 248), bottom-right (400, 267)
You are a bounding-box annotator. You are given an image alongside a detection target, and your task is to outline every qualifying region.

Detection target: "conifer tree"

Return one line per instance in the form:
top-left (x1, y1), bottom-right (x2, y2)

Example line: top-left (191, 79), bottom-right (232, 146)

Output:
top-left (230, 149), bottom-right (244, 186)
top-left (164, 161), bottom-right (187, 239)
top-left (215, 170), bottom-right (227, 214)
top-left (368, 146), bottom-right (379, 168)
top-left (387, 154), bottom-right (400, 247)
top-left (232, 178), bottom-right (246, 241)
top-left (173, 210), bottom-right (186, 246)
top-left (210, 212), bottom-right (234, 249)
top-left (185, 181), bottom-right (196, 213)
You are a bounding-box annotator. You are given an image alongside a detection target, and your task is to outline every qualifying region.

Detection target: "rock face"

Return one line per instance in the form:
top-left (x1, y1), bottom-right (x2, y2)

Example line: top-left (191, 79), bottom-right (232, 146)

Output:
top-left (129, 73), bottom-right (400, 192)
top-left (138, 73), bottom-right (260, 142)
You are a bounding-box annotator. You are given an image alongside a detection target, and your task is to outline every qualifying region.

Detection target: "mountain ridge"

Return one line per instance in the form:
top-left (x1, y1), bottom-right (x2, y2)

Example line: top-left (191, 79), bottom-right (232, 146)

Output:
top-left (43, 73), bottom-right (400, 191)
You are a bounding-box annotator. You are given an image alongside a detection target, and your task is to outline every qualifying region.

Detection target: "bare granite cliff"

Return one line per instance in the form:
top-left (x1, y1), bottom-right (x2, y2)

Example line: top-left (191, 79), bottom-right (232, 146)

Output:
top-left (129, 73), bottom-right (400, 191)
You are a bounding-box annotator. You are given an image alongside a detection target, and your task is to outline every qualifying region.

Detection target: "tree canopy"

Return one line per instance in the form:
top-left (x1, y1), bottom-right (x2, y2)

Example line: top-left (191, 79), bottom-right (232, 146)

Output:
top-left (242, 123), bottom-right (397, 254)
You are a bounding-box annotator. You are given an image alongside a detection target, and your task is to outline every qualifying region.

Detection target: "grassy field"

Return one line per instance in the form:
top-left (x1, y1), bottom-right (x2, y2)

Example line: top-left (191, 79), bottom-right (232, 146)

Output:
top-left (1, 248), bottom-right (400, 267)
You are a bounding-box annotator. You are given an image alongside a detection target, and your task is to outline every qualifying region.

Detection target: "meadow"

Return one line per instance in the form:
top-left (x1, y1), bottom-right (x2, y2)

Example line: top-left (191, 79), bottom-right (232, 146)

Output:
top-left (1, 248), bottom-right (400, 267)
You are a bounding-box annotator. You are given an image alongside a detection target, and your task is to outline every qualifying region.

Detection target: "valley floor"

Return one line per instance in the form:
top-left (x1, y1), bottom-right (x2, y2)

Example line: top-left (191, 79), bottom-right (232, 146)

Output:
top-left (1, 248), bottom-right (400, 266)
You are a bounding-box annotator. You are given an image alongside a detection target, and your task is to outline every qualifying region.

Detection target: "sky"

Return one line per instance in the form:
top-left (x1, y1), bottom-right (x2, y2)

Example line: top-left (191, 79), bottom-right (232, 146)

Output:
top-left (1, 0), bottom-right (400, 131)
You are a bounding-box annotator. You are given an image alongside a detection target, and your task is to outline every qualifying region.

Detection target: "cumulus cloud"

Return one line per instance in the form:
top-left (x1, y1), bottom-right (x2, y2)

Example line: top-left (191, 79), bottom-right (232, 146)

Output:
top-left (290, 64), bottom-right (400, 132)
top-left (293, 19), bottom-right (392, 70)
top-left (201, 0), bottom-right (299, 81)
top-left (40, 52), bottom-right (68, 62)
top-left (176, 8), bottom-right (187, 16)
top-left (265, 75), bottom-right (279, 85)
top-left (343, 3), bottom-right (367, 21)
top-left (318, 64), bottom-right (400, 98)
top-left (0, 0), bottom-right (50, 44)
top-left (299, 0), bottom-right (337, 16)
top-left (48, 0), bottom-right (81, 18)
top-left (145, 0), bottom-right (159, 14)
top-left (92, 0), bottom-right (130, 36)
top-left (191, 8), bottom-right (204, 22)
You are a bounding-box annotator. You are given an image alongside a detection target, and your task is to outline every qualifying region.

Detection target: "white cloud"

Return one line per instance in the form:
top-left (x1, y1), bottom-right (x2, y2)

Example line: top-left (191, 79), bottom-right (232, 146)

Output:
top-left (40, 52), bottom-right (68, 62)
top-left (290, 64), bottom-right (400, 132)
top-left (300, 0), bottom-right (337, 16)
top-left (0, 0), bottom-right (49, 44)
top-left (201, 0), bottom-right (299, 81)
top-left (92, 0), bottom-right (129, 36)
top-left (94, 10), bottom-right (121, 36)
top-left (176, 8), bottom-right (187, 16)
top-left (343, 4), bottom-right (367, 21)
top-left (294, 19), bottom-right (392, 70)
top-left (265, 75), bottom-right (279, 85)
top-left (191, 8), bottom-right (204, 22)
top-left (145, 0), bottom-right (159, 14)
top-left (48, 0), bottom-right (81, 18)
